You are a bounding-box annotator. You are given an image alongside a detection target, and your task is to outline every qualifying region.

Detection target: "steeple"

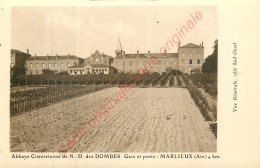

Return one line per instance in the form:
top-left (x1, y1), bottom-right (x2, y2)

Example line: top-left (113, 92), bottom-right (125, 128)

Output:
top-left (115, 35), bottom-right (124, 57)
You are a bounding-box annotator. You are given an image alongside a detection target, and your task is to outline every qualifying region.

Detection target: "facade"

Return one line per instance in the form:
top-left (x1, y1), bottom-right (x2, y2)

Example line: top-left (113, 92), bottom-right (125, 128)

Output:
top-left (11, 42), bottom-right (204, 76)
top-left (25, 55), bottom-right (84, 75)
top-left (178, 43), bottom-right (204, 74)
top-left (113, 43), bottom-right (204, 74)
top-left (11, 49), bottom-right (31, 76)
top-left (112, 50), bottom-right (178, 74)
top-left (68, 50), bottom-right (115, 75)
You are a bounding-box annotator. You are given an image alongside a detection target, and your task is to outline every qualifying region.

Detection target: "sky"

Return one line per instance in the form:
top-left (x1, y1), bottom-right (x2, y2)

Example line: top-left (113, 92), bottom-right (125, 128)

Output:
top-left (12, 6), bottom-right (217, 59)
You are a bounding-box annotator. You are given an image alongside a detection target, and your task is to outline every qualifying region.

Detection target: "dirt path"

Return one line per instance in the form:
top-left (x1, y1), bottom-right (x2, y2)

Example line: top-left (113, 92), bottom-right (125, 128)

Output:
top-left (10, 87), bottom-right (216, 153)
top-left (174, 76), bottom-right (177, 87)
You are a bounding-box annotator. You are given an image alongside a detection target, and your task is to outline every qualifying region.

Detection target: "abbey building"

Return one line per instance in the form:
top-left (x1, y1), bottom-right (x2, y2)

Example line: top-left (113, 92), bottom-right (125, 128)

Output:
top-left (112, 43), bottom-right (204, 74)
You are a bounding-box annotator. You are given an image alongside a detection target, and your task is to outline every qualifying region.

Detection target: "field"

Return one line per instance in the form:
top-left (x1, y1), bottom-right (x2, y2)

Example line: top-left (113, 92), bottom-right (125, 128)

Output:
top-left (10, 87), bottom-right (216, 153)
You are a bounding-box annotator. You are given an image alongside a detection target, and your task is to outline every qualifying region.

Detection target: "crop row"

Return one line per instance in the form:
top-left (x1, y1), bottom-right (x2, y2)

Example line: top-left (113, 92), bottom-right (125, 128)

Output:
top-left (181, 73), bottom-right (217, 137)
top-left (10, 85), bottom-right (109, 116)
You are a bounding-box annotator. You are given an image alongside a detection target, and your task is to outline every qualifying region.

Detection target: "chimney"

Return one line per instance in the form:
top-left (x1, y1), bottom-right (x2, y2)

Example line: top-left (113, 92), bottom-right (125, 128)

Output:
top-left (148, 50), bottom-right (150, 54)
top-left (179, 42), bottom-right (181, 47)
top-left (123, 51), bottom-right (125, 55)
top-left (137, 50), bottom-right (139, 54)
top-left (202, 42), bottom-right (204, 47)
top-left (56, 54), bottom-right (58, 56)
top-left (27, 49), bottom-right (29, 54)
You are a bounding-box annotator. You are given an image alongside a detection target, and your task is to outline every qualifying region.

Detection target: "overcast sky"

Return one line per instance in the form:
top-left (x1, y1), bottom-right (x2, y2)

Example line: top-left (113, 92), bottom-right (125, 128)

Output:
top-left (12, 6), bottom-right (217, 59)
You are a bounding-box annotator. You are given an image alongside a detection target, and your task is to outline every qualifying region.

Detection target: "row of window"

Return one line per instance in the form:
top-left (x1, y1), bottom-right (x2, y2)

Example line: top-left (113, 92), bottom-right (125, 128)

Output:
top-left (116, 61), bottom-right (178, 66)
top-left (29, 62), bottom-right (77, 68)
top-left (182, 51), bottom-right (201, 57)
top-left (70, 68), bottom-right (107, 72)
top-left (116, 59), bottom-right (200, 66)
top-left (121, 68), bottom-right (162, 73)
top-left (181, 59), bottom-right (200, 64)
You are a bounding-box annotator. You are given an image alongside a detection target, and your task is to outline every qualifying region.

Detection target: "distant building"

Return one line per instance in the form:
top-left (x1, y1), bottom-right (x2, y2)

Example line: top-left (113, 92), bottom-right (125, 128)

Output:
top-left (178, 43), bottom-right (204, 74)
top-left (25, 54), bottom-right (84, 75)
top-left (113, 43), bottom-right (204, 74)
top-left (68, 50), bottom-right (116, 75)
top-left (11, 49), bottom-right (31, 76)
top-left (12, 42), bottom-right (204, 76)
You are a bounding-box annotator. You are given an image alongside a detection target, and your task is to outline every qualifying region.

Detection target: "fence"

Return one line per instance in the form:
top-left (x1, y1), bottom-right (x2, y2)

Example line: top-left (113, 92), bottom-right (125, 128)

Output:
top-left (10, 85), bottom-right (110, 116)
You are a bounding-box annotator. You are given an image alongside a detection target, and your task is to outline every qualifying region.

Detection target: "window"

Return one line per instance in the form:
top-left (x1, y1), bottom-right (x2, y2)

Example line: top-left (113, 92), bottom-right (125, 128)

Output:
top-left (48, 63), bottom-right (51, 67)
top-left (182, 59), bottom-right (185, 64)
top-left (61, 63), bottom-right (64, 67)
top-left (11, 63), bottom-right (13, 67)
top-left (54, 63), bottom-right (57, 67)
top-left (174, 61), bottom-right (177, 65)
top-left (130, 62), bottom-right (132, 66)
top-left (95, 58), bottom-right (99, 62)
top-left (74, 62), bottom-right (76, 65)
top-left (42, 63), bottom-right (45, 67)
top-left (30, 63), bottom-right (33, 68)
top-left (105, 69), bottom-right (107, 72)
top-left (36, 63), bottom-right (39, 68)
top-left (189, 59), bottom-right (192, 64)
top-left (182, 52), bottom-right (185, 56)
top-left (189, 51), bottom-right (193, 56)
top-left (197, 59), bottom-right (200, 64)
top-left (67, 63), bottom-right (70, 67)
top-left (123, 62), bottom-right (125, 66)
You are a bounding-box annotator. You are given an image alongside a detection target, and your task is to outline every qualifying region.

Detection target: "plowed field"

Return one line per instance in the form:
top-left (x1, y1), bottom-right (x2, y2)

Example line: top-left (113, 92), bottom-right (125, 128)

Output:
top-left (10, 87), bottom-right (216, 153)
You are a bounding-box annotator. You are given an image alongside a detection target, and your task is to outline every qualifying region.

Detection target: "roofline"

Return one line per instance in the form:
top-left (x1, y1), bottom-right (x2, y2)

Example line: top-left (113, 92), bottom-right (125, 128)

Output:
top-left (11, 49), bottom-right (31, 55)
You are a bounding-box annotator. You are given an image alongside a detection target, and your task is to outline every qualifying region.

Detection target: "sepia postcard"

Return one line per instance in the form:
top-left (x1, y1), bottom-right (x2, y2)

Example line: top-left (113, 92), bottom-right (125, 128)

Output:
top-left (0, 0), bottom-right (259, 168)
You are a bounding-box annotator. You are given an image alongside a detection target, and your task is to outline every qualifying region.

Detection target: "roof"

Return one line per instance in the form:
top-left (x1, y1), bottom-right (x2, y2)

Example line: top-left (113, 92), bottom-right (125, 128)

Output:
top-left (179, 43), bottom-right (202, 48)
top-left (116, 53), bottom-right (178, 59)
top-left (85, 50), bottom-right (113, 59)
top-left (27, 55), bottom-right (82, 60)
top-left (11, 49), bottom-right (31, 55)
top-left (69, 63), bottom-right (110, 69)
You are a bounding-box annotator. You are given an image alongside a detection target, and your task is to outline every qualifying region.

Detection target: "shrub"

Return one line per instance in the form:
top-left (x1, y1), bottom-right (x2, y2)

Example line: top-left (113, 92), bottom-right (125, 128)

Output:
top-left (160, 72), bottom-right (171, 87)
top-left (176, 75), bottom-right (182, 86)
top-left (169, 74), bottom-right (174, 87)
top-left (152, 73), bottom-right (166, 86)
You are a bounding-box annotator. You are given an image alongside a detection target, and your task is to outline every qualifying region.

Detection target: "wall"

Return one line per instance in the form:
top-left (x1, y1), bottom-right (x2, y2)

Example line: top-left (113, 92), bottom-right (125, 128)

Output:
top-left (113, 57), bottom-right (178, 74)
top-left (178, 47), bottom-right (204, 74)
top-left (25, 57), bottom-right (83, 75)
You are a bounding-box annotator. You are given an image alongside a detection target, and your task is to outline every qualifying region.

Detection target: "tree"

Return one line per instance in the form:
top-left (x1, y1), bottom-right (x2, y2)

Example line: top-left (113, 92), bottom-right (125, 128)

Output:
top-left (42, 69), bottom-right (55, 75)
top-left (202, 39), bottom-right (218, 74)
